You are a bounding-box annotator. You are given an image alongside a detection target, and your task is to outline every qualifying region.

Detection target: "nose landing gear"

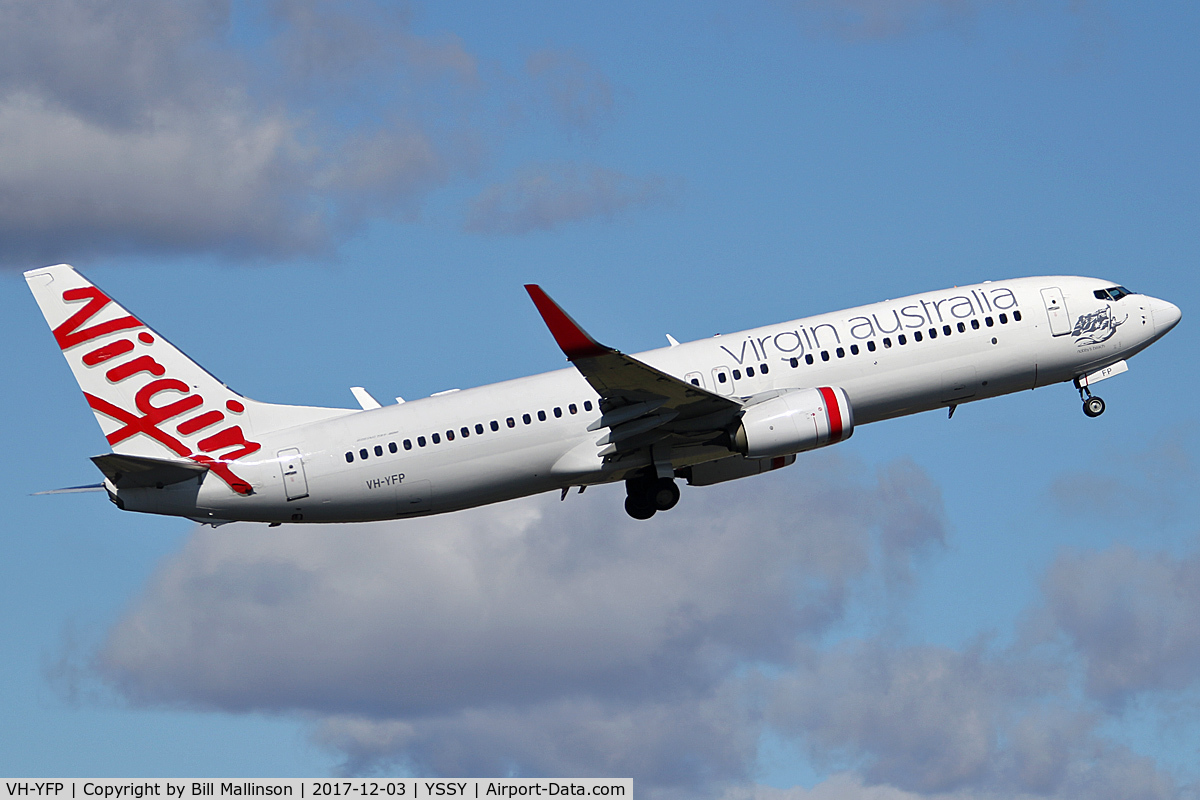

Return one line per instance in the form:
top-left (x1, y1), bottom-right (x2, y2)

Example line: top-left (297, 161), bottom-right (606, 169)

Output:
top-left (624, 472), bottom-right (681, 519)
top-left (1076, 379), bottom-right (1106, 418)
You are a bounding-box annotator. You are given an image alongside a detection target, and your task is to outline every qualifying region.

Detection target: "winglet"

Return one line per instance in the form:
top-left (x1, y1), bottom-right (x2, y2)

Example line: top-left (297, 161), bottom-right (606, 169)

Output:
top-left (525, 285), bottom-right (611, 359)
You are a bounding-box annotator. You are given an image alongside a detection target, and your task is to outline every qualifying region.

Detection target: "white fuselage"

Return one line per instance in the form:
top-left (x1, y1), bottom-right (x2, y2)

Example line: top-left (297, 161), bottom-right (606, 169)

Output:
top-left (109, 275), bottom-right (1179, 524)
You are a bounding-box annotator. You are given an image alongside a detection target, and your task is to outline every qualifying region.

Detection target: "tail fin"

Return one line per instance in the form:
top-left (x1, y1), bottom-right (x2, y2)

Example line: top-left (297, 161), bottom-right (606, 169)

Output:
top-left (25, 265), bottom-right (347, 490)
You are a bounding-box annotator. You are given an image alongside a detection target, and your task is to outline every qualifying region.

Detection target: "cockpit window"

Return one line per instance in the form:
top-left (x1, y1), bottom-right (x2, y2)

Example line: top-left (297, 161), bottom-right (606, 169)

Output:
top-left (1094, 286), bottom-right (1133, 301)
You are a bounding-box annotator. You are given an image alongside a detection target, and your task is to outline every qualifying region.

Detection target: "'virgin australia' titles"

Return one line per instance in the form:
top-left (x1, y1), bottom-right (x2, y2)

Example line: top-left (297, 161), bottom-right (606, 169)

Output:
top-left (717, 285), bottom-right (1019, 365)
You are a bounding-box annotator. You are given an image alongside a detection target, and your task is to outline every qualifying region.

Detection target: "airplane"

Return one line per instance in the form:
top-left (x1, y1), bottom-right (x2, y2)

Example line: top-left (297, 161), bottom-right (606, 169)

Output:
top-left (25, 264), bottom-right (1180, 523)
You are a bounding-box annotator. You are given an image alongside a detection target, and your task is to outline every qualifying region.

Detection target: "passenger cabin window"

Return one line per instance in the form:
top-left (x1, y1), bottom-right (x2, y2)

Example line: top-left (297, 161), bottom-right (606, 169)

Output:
top-left (958, 322), bottom-right (966, 333)
top-left (569, 404), bottom-right (577, 414)
top-left (389, 442), bottom-right (397, 453)
top-left (461, 426), bottom-right (470, 437)
top-left (867, 341), bottom-right (876, 352)
top-left (418, 436), bottom-right (427, 447)
top-left (836, 347), bottom-right (845, 358)
top-left (883, 338), bottom-right (892, 348)
top-left (523, 413), bottom-right (532, 425)
top-left (718, 372), bottom-right (727, 383)
top-left (971, 319), bottom-right (980, 330)
top-left (913, 331), bottom-right (923, 342)
top-left (445, 430), bottom-right (454, 441)
top-left (985, 317), bottom-right (994, 327)
top-left (432, 433), bottom-right (441, 444)
top-left (506, 417), bottom-right (515, 428)
top-left (359, 448), bottom-right (369, 460)
top-left (404, 439), bottom-right (413, 450)
top-left (928, 328), bottom-right (937, 339)
top-left (943, 325), bottom-right (952, 336)
top-left (476, 423), bottom-right (485, 434)
top-left (732, 369), bottom-right (742, 380)
top-left (761, 363), bottom-right (769, 374)
top-left (1014, 310), bottom-right (1023, 321)
top-left (746, 366), bottom-right (755, 377)
top-left (537, 410), bottom-right (546, 421)
top-left (491, 420), bottom-right (499, 431)
top-left (374, 445), bottom-right (383, 457)
top-left (790, 357), bottom-right (799, 368)
top-left (821, 351), bottom-right (830, 362)
top-left (805, 354), bottom-right (815, 365)
top-left (584, 400), bottom-right (593, 411)
top-left (898, 334), bottom-right (907, 345)
top-left (554, 407), bottom-right (562, 418)
top-left (345, 452), bottom-right (353, 463)
top-left (999, 313), bottom-right (1008, 324)
top-left (850, 344), bottom-right (859, 355)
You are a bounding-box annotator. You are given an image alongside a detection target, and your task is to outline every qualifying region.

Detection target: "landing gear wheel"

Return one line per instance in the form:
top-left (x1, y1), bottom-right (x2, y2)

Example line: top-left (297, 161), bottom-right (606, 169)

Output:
top-left (625, 495), bottom-right (657, 520)
top-left (1083, 396), bottom-right (1105, 418)
top-left (651, 478), bottom-right (680, 511)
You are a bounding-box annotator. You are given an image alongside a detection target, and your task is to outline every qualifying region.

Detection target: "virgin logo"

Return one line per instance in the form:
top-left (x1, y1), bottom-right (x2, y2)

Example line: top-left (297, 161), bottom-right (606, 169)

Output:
top-left (53, 286), bottom-right (260, 495)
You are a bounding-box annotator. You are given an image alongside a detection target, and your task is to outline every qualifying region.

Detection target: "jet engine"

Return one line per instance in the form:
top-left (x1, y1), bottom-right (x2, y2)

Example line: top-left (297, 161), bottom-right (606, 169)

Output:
top-left (732, 386), bottom-right (853, 459)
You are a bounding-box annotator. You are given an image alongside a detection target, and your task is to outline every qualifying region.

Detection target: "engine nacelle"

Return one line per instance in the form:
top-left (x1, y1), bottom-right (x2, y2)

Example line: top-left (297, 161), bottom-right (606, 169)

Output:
top-left (732, 386), bottom-right (853, 459)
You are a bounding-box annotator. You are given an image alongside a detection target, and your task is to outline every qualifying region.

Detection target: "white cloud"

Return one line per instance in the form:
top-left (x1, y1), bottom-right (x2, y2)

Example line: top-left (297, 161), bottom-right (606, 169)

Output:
top-left (766, 639), bottom-right (1179, 799)
top-left (82, 448), bottom-right (1196, 796)
top-left (97, 453), bottom-right (944, 790)
top-left (1038, 545), bottom-right (1200, 707)
top-left (0, 91), bottom-right (327, 262)
top-left (464, 163), bottom-right (675, 235)
top-left (1, 1), bottom-right (649, 263)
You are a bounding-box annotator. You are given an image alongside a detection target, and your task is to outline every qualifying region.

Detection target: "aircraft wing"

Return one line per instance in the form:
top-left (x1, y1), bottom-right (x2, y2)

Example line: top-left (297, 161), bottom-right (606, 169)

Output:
top-left (525, 285), bottom-right (742, 456)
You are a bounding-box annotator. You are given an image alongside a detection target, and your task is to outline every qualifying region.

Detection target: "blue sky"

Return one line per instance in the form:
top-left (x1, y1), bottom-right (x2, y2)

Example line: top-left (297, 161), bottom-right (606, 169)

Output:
top-left (2, 1), bottom-right (1199, 798)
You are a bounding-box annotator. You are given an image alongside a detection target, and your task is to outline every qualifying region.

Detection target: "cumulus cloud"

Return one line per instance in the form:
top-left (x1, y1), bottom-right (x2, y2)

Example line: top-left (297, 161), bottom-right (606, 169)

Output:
top-left (0, 1), bottom-right (649, 264)
top-left (766, 639), bottom-right (1179, 799)
top-left (0, 0), bottom-right (231, 128)
top-left (265, 0), bottom-right (479, 91)
top-left (0, 91), bottom-right (329, 260)
top-left (96, 453), bottom-right (943, 790)
top-left (84, 447), bottom-right (1195, 797)
top-left (769, 641), bottom-right (1019, 792)
top-left (464, 163), bottom-right (675, 235)
top-left (0, 0), bottom-right (477, 265)
top-left (1038, 545), bottom-right (1200, 708)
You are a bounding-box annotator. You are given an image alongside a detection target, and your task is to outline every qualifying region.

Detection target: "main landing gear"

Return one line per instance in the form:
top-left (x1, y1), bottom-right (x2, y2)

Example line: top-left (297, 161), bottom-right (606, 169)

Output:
top-left (624, 471), bottom-right (680, 520)
top-left (1076, 379), bottom-right (1106, 418)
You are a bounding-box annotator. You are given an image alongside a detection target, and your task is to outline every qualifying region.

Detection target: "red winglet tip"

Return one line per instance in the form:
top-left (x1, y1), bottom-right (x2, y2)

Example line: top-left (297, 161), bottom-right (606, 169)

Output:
top-left (525, 285), bottom-right (610, 359)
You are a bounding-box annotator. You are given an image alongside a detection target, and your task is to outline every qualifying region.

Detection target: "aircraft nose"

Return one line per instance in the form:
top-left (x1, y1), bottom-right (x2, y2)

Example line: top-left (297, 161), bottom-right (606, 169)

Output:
top-left (1153, 298), bottom-right (1182, 335)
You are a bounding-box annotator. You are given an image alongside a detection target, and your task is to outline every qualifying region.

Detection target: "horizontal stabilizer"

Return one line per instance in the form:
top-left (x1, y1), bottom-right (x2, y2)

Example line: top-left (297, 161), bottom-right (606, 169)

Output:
top-left (32, 483), bottom-right (106, 495)
top-left (90, 452), bottom-right (209, 490)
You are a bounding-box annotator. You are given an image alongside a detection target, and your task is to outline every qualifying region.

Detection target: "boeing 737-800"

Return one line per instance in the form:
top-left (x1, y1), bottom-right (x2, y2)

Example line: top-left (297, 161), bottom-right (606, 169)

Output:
top-left (26, 265), bottom-right (1179, 522)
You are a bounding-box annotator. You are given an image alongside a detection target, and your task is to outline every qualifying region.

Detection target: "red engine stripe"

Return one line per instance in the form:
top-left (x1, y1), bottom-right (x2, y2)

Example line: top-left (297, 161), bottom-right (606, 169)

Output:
top-left (818, 386), bottom-right (843, 442)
